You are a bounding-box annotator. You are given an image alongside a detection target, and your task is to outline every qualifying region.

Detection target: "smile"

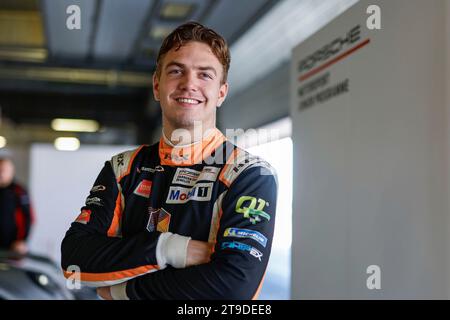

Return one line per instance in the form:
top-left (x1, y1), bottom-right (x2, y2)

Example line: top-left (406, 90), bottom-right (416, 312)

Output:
top-left (175, 97), bottom-right (203, 105)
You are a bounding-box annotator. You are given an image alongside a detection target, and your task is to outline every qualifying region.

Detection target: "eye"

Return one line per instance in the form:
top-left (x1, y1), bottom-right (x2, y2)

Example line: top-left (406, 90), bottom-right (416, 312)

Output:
top-left (168, 69), bottom-right (182, 75)
top-left (200, 72), bottom-right (213, 80)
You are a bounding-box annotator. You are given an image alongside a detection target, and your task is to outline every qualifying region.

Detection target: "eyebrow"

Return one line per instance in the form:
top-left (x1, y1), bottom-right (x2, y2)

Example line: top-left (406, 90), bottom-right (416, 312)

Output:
top-left (165, 61), bottom-right (217, 76)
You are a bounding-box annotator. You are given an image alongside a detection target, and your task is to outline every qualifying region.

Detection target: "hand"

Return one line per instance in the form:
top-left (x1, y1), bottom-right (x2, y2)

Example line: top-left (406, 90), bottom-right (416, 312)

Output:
top-left (97, 286), bottom-right (113, 300)
top-left (186, 240), bottom-right (213, 267)
top-left (10, 241), bottom-right (28, 255)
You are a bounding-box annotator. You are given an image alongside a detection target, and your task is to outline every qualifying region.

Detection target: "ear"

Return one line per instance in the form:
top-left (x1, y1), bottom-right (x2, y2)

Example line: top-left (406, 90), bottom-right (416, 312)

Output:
top-left (216, 82), bottom-right (229, 107)
top-left (152, 73), bottom-right (160, 101)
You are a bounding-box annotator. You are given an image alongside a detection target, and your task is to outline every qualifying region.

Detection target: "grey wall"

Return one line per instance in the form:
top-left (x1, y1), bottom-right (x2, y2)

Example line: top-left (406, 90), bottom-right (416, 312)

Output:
top-left (290, 0), bottom-right (449, 299)
top-left (218, 61), bottom-right (290, 131)
top-left (445, 0), bottom-right (450, 297)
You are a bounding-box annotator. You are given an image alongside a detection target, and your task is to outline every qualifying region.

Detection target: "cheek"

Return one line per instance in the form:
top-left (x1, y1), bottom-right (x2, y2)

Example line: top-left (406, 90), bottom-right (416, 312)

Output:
top-left (206, 86), bottom-right (221, 99)
top-left (161, 82), bottom-right (177, 98)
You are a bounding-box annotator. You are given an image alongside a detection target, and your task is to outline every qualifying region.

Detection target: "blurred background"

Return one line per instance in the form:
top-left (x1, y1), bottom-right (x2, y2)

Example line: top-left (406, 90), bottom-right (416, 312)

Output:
top-left (2, 0), bottom-right (448, 301)
top-left (2, 0), bottom-right (337, 300)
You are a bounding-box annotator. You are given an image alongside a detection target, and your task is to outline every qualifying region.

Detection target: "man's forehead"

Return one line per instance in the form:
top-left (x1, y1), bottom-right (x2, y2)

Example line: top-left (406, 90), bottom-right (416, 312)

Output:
top-left (163, 42), bottom-right (221, 65)
top-left (169, 40), bottom-right (212, 53)
top-left (165, 60), bottom-right (218, 72)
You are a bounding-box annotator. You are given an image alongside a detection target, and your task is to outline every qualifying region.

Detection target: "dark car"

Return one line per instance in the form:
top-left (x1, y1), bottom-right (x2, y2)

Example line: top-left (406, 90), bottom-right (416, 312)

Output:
top-left (0, 251), bottom-right (97, 300)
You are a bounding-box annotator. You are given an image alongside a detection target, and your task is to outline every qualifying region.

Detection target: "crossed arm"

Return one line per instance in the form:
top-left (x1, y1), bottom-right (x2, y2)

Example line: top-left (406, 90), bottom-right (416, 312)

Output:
top-left (61, 162), bottom-right (277, 299)
top-left (97, 240), bottom-right (212, 299)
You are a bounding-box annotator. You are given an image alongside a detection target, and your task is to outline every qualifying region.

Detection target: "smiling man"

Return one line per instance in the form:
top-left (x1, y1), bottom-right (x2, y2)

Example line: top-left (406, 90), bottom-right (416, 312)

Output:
top-left (61, 22), bottom-right (278, 300)
top-left (155, 40), bottom-right (228, 135)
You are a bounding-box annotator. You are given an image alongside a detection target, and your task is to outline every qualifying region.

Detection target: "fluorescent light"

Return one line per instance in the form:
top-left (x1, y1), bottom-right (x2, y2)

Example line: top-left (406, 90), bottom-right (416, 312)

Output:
top-left (0, 66), bottom-right (151, 87)
top-left (54, 137), bottom-right (80, 151)
top-left (149, 26), bottom-right (173, 40)
top-left (160, 3), bottom-right (193, 19)
top-left (228, 0), bottom-right (358, 97)
top-left (0, 48), bottom-right (47, 63)
top-left (0, 136), bottom-right (6, 148)
top-left (51, 119), bottom-right (99, 132)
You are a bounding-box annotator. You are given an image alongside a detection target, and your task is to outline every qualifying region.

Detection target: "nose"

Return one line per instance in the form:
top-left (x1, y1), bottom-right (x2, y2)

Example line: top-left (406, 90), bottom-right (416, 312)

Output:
top-left (178, 71), bottom-right (198, 92)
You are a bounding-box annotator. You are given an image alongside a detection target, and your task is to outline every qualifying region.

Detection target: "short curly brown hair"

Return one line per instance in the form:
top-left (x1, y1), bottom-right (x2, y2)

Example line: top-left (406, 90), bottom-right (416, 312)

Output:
top-left (155, 21), bottom-right (231, 84)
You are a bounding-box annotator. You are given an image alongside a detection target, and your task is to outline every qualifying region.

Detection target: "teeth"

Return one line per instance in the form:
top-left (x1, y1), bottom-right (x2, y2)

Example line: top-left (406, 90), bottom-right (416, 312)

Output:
top-left (177, 98), bottom-right (199, 104)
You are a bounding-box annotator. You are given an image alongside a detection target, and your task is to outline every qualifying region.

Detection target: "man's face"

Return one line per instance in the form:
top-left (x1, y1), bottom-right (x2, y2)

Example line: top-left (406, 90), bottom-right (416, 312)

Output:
top-left (153, 41), bottom-right (228, 133)
top-left (0, 159), bottom-right (14, 187)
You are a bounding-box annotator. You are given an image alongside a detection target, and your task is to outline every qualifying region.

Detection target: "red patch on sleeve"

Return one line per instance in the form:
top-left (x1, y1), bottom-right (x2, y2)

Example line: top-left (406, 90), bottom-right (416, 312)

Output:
top-left (75, 209), bottom-right (92, 224)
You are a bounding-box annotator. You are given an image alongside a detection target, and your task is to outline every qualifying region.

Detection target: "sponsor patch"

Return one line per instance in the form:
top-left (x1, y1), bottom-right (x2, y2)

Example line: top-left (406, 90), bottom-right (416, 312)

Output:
top-left (220, 149), bottom-right (261, 186)
top-left (75, 209), bottom-right (91, 224)
top-left (146, 207), bottom-right (171, 233)
top-left (90, 185), bottom-right (106, 193)
top-left (223, 228), bottom-right (268, 247)
top-left (111, 147), bottom-right (142, 182)
top-left (157, 208), bottom-right (171, 232)
top-left (117, 153), bottom-right (125, 166)
top-left (235, 196), bottom-right (270, 224)
top-left (137, 166), bottom-right (164, 174)
top-left (85, 197), bottom-right (103, 206)
top-left (221, 241), bottom-right (263, 261)
top-left (166, 182), bottom-right (213, 204)
top-left (146, 208), bottom-right (159, 232)
top-left (241, 208), bottom-right (270, 225)
top-left (198, 166), bottom-right (220, 182)
top-left (134, 179), bottom-right (152, 198)
top-left (172, 168), bottom-right (201, 186)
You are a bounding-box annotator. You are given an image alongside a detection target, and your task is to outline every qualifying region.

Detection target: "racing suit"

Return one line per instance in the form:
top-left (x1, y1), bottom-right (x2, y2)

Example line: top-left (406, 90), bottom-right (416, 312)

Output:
top-left (61, 128), bottom-right (278, 299)
top-left (0, 182), bottom-right (35, 249)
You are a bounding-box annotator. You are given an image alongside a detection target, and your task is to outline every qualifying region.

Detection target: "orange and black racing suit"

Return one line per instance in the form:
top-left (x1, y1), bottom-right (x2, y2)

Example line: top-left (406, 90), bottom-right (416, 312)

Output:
top-left (61, 128), bottom-right (278, 299)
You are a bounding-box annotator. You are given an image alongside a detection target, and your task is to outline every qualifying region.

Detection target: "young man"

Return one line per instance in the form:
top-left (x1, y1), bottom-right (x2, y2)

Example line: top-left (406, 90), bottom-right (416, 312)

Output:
top-left (0, 150), bottom-right (35, 255)
top-left (61, 22), bottom-right (278, 300)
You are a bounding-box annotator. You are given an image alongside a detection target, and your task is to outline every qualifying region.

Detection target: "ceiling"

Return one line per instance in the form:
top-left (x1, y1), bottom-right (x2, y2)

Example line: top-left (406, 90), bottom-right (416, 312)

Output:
top-left (0, 0), bottom-right (278, 144)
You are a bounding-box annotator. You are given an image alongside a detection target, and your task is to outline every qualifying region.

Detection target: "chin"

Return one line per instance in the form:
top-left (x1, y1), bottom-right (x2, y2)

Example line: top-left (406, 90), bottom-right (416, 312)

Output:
top-left (179, 120), bottom-right (202, 129)
top-left (170, 116), bottom-right (199, 128)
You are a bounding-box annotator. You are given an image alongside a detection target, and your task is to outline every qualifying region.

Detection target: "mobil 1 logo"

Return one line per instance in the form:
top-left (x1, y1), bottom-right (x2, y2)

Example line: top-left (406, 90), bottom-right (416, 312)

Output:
top-left (166, 182), bottom-right (213, 204)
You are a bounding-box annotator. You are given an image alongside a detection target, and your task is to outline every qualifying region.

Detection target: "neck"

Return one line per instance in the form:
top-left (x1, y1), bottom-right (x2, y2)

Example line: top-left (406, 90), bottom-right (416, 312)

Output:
top-left (162, 125), bottom-right (217, 147)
